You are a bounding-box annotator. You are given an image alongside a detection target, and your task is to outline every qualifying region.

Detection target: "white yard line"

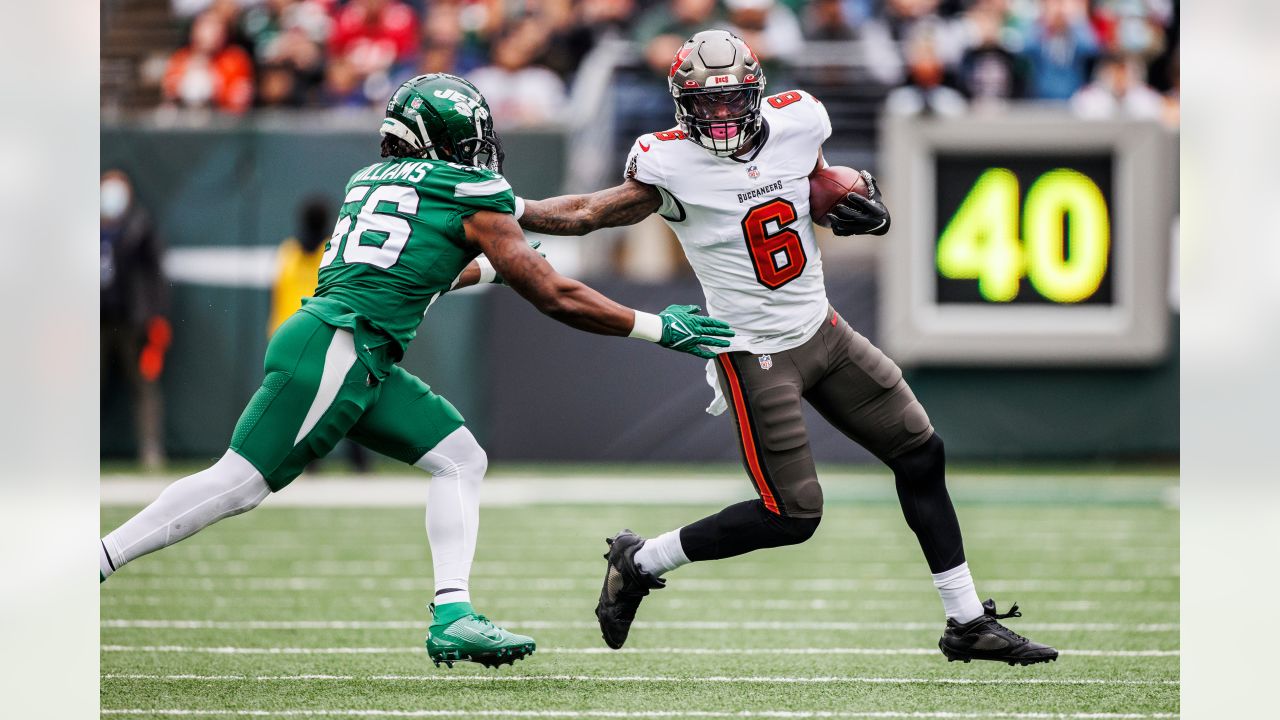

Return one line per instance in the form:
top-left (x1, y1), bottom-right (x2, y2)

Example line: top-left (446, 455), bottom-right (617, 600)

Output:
top-left (101, 477), bottom-right (750, 507)
top-left (100, 645), bottom-right (1180, 658)
top-left (101, 673), bottom-right (1177, 687)
top-left (103, 577), bottom-right (1177, 593)
top-left (100, 619), bottom-right (1179, 632)
top-left (100, 709), bottom-right (1180, 719)
top-left (100, 475), bottom-right (1177, 508)
top-left (99, 596), bottom-right (1181, 614)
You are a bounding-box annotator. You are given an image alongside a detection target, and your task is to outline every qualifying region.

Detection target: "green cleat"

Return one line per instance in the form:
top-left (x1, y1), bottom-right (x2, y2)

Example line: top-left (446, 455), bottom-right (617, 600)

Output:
top-left (425, 602), bottom-right (536, 669)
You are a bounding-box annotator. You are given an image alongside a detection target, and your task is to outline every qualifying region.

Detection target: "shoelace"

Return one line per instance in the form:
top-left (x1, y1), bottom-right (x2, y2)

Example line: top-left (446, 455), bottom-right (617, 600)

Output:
top-left (982, 600), bottom-right (1027, 642)
top-left (986, 601), bottom-right (1022, 620)
top-left (428, 604), bottom-right (498, 632)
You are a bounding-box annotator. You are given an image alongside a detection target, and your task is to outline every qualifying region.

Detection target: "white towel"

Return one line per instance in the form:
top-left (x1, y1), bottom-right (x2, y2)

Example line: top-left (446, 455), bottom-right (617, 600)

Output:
top-left (704, 358), bottom-right (728, 416)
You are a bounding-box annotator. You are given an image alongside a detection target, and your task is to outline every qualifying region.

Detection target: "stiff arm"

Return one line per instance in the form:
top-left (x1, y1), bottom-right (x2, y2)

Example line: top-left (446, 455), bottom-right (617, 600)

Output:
top-left (461, 210), bottom-right (732, 357)
top-left (463, 210), bottom-right (635, 335)
top-left (517, 179), bottom-right (661, 236)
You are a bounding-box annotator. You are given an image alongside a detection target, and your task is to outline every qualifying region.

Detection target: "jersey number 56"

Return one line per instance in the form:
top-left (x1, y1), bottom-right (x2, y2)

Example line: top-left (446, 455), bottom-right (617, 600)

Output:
top-left (320, 184), bottom-right (418, 270)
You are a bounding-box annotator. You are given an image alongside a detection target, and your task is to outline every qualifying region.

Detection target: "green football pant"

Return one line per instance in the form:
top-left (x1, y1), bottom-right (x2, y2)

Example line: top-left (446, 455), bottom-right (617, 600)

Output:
top-left (230, 311), bottom-right (465, 491)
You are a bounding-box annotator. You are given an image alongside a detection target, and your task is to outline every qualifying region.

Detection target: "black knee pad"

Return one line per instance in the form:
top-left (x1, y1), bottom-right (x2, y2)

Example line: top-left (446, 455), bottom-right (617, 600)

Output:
top-left (765, 511), bottom-right (822, 545)
top-left (890, 432), bottom-right (945, 483)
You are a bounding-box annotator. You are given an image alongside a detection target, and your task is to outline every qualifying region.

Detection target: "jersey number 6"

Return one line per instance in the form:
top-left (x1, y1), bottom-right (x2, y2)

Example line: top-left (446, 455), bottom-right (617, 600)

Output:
top-left (741, 198), bottom-right (806, 290)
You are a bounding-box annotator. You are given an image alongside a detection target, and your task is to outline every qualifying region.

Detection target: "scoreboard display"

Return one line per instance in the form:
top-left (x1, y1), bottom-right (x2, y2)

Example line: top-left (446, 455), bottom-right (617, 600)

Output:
top-left (879, 116), bottom-right (1175, 365)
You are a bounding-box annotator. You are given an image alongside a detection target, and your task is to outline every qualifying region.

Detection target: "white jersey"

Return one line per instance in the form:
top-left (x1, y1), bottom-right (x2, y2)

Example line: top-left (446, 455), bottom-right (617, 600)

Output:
top-left (624, 89), bottom-right (833, 355)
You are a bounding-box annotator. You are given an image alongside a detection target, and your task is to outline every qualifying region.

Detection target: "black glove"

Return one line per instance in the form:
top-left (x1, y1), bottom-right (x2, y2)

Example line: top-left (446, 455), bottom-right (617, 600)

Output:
top-left (824, 171), bottom-right (891, 236)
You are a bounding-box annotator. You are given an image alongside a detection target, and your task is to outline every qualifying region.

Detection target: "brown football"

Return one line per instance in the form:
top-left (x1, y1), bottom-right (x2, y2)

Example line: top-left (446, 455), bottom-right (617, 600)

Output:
top-left (810, 165), bottom-right (869, 227)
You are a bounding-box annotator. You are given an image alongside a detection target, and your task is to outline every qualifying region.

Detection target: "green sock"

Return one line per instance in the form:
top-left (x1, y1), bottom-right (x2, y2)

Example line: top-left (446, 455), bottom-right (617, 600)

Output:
top-left (431, 601), bottom-right (474, 627)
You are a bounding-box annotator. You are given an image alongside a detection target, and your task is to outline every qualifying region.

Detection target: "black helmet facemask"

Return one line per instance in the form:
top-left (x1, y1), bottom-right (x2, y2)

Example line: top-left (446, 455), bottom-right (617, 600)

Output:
top-left (675, 86), bottom-right (764, 156)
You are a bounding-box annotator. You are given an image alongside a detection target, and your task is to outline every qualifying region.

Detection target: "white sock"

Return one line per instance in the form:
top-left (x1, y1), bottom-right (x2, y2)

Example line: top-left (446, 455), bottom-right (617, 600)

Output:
top-left (633, 528), bottom-right (690, 577)
top-left (417, 427), bottom-right (486, 608)
top-left (932, 561), bottom-right (984, 623)
top-left (100, 450), bottom-right (270, 575)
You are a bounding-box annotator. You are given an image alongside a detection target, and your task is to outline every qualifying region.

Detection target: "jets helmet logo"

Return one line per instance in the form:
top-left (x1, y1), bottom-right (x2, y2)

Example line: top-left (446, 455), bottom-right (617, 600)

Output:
top-left (434, 88), bottom-right (489, 120)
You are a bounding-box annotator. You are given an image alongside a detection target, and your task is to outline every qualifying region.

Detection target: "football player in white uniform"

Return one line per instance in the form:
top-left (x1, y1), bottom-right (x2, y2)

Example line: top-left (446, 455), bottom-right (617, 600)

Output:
top-left (515, 30), bottom-right (1057, 666)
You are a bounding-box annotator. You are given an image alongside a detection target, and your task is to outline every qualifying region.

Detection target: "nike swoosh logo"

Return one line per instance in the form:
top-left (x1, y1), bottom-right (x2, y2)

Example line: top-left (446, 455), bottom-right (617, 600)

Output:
top-left (639, 142), bottom-right (651, 152)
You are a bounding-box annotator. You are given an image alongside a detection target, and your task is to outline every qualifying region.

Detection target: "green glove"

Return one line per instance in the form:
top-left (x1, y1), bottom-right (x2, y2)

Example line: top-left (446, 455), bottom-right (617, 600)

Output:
top-left (657, 304), bottom-right (734, 359)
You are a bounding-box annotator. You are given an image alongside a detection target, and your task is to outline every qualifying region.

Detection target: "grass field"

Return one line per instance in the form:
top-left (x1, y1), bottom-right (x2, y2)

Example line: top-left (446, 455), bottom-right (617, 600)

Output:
top-left (100, 468), bottom-right (1179, 719)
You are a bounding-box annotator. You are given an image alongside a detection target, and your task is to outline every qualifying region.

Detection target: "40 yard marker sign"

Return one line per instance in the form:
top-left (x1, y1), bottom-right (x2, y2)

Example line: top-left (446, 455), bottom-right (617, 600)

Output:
top-left (879, 114), bottom-right (1177, 366)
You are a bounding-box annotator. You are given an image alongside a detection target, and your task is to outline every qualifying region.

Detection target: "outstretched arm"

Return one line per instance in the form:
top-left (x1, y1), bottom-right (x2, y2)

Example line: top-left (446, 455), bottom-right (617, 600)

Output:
top-left (442, 239), bottom-right (541, 292)
top-left (463, 210), bottom-right (732, 357)
top-left (465, 210), bottom-right (632, 334)
top-left (518, 179), bottom-right (661, 236)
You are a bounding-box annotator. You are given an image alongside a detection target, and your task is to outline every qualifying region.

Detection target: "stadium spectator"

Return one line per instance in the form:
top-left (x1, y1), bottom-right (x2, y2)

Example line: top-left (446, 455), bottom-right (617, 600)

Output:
top-left (1069, 53), bottom-right (1163, 120)
top-left (469, 20), bottom-right (568, 127)
top-left (886, 30), bottom-right (967, 117)
top-left (858, 0), bottom-right (964, 88)
top-left (573, 0), bottom-right (637, 46)
top-left (416, 1), bottom-right (464, 76)
top-left (724, 0), bottom-right (805, 65)
top-left (956, 0), bottom-right (1023, 105)
top-left (543, 0), bottom-right (638, 79)
top-left (632, 0), bottom-right (721, 47)
top-left (803, 0), bottom-right (856, 41)
top-left (1090, 0), bottom-right (1171, 59)
top-left (327, 0), bottom-right (419, 106)
top-left (162, 11), bottom-right (255, 113)
top-left (242, 0), bottom-right (332, 60)
top-left (322, 55), bottom-right (369, 107)
top-left (171, 0), bottom-right (261, 20)
top-left (1020, 0), bottom-right (1099, 100)
top-left (101, 170), bottom-right (170, 472)
top-left (247, 2), bottom-right (329, 107)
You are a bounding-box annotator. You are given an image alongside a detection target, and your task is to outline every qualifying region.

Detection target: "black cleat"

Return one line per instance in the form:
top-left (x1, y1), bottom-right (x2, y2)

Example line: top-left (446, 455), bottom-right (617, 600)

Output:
top-left (939, 599), bottom-right (1059, 666)
top-left (595, 529), bottom-right (665, 649)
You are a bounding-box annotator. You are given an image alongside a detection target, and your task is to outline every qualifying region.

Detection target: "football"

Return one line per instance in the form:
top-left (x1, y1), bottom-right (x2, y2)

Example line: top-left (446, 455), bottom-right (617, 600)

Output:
top-left (810, 165), bottom-right (870, 227)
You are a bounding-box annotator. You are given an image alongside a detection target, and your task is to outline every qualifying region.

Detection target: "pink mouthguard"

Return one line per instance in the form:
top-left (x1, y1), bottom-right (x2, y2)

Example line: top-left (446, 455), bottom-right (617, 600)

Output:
top-left (709, 124), bottom-right (739, 140)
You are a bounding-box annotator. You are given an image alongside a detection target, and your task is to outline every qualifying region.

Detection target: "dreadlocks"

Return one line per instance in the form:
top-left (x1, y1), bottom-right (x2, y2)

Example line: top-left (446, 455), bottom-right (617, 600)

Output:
top-left (380, 134), bottom-right (427, 159)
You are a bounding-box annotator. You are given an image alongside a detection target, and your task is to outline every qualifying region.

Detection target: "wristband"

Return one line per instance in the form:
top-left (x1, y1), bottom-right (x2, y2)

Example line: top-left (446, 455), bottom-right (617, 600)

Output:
top-left (513, 196), bottom-right (526, 221)
top-left (476, 256), bottom-right (499, 285)
top-left (628, 310), bottom-right (663, 343)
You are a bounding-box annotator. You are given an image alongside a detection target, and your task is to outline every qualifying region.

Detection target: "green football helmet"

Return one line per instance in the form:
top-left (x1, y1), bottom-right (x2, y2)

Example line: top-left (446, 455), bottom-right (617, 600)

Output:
top-left (380, 73), bottom-right (503, 171)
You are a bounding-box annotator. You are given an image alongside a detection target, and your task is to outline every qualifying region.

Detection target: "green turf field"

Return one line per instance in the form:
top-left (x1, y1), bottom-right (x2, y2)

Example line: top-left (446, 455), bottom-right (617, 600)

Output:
top-left (100, 470), bottom-right (1179, 719)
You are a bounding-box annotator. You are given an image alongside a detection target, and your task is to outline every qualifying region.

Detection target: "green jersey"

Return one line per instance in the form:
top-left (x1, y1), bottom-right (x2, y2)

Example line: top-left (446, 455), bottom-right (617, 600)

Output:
top-left (301, 156), bottom-right (515, 373)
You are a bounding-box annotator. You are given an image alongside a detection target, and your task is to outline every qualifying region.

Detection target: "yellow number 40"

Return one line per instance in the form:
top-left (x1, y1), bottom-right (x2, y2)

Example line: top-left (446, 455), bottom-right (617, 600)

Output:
top-left (936, 168), bottom-right (1110, 303)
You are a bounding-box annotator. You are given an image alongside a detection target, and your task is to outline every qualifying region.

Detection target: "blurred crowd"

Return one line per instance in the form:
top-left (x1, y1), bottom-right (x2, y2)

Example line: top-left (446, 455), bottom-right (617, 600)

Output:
top-left (157, 0), bottom-right (1178, 127)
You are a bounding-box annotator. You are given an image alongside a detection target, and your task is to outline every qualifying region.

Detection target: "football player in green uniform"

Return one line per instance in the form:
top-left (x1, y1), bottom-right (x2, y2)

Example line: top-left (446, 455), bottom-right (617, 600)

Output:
top-left (98, 73), bottom-right (733, 669)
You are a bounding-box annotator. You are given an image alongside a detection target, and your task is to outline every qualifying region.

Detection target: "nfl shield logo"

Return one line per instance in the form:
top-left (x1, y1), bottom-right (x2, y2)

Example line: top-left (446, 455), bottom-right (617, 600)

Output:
top-left (747, 164), bottom-right (760, 179)
top-left (758, 354), bottom-right (773, 370)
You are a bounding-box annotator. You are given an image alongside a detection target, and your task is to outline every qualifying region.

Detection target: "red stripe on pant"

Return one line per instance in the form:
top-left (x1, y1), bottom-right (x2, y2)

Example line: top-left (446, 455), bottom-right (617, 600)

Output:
top-left (717, 354), bottom-right (780, 514)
